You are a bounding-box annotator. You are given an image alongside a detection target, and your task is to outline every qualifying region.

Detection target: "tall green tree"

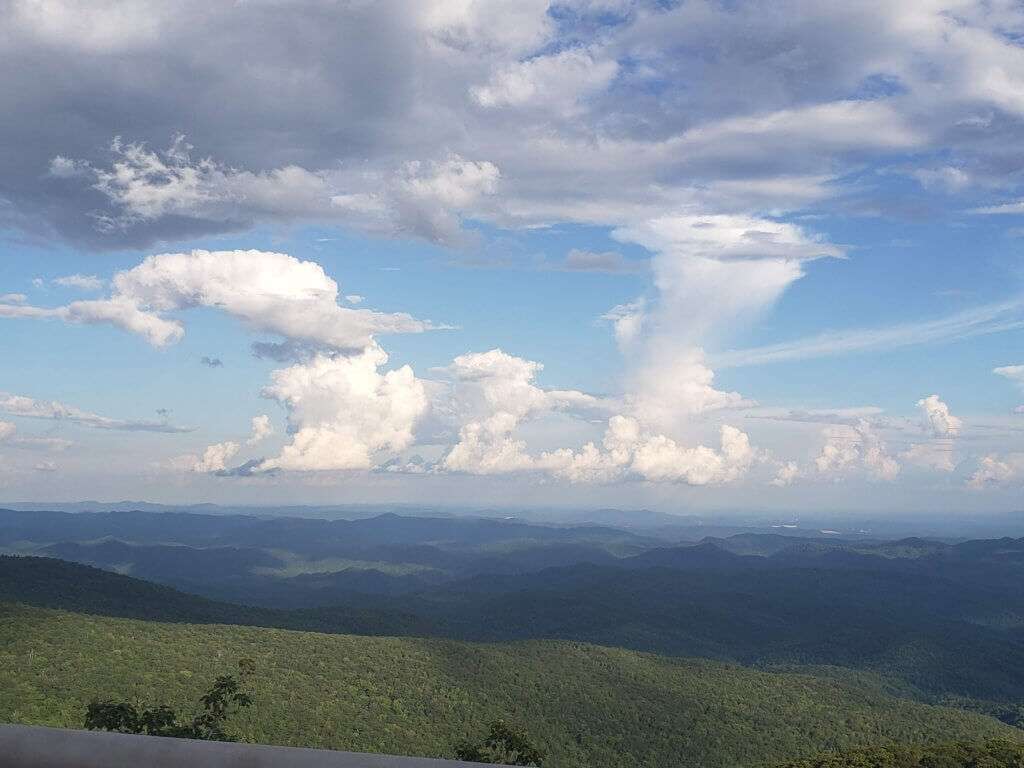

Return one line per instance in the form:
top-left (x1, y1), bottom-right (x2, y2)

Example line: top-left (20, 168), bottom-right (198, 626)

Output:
top-left (455, 719), bottom-right (545, 766)
top-left (84, 659), bottom-right (254, 741)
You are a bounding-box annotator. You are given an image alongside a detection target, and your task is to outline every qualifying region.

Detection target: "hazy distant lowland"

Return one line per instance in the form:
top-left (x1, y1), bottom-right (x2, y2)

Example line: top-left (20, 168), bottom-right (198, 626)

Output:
top-left (3, 505), bottom-right (1024, 766)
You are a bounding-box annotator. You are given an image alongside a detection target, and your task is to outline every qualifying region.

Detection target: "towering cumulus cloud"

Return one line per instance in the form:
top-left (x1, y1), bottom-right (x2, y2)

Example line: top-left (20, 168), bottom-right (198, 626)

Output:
top-left (260, 347), bottom-right (428, 472)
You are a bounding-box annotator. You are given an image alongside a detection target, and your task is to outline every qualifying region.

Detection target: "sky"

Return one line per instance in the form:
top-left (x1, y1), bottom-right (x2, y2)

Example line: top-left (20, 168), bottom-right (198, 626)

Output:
top-left (0, 0), bottom-right (1023, 514)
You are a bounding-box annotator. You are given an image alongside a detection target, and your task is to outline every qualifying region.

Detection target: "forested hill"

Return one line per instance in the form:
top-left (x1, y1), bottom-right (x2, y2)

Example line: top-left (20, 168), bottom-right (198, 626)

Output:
top-left (5, 551), bottom-right (1024, 721)
top-left (1, 603), bottom-right (1018, 768)
top-left (769, 739), bottom-right (1024, 767)
top-left (0, 556), bottom-right (438, 636)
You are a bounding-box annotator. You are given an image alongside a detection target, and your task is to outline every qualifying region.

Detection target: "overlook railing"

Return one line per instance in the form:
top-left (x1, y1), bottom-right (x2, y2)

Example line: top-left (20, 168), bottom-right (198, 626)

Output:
top-left (0, 724), bottom-right (490, 767)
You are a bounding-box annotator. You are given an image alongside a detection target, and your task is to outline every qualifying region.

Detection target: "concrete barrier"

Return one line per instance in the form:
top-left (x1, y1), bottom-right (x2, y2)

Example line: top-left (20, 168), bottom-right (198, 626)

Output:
top-left (0, 724), bottom-right (492, 767)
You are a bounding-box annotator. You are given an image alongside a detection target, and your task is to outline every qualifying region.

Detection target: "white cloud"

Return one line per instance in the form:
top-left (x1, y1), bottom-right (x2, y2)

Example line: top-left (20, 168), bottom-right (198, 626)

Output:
top-left (247, 414), bottom-right (274, 446)
top-left (53, 274), bottom-right (105, 291)
top-left (0, 421), bottom-right (15, 441)
top-left (259, 345), bottom-right (428, 472)
top-left (601, 299), bottom-right (646, 349)
top-left (902, 442), bottom-right (958, 473)
top-left (974, 201), bottom-right (1024, 214)
top-left (192, 441), bottom-right (240, 474)
top-left (0, 392), bottom-right (190, 433)
top-left (541, 417), bottom-right (759, 486)
top-left (1, 249), bottom-right (434, 351)
top-left (75, 137), bottom-right (501, 246)
top-left (628, 347), bottom-right (750, 433)
top-left (770, 461), bottom-right (800, 487)
top-left (422, 0), bottom-right (553, 55)
top-left (472, 48), bottom-right (618, 116)
top-left (629, 424), bottom-right (756, 485)
top-left (968, 453), bottom-right (1024, 488)
top-left (0, 293), bottom-right (27, 304)
top-left (437, 348), bottom-right (760, 485)
top-left (444, 412), bottom-right (536, 475)
top-left (716, 299), bottom-right (1024, 369)
top-left (48, 155), bottom-right (89, 178)
top-left (911, 165), bottom-right (972, 193)
top-left (442, 348), bottom-right (604, 475)
top-left (917, 394), bottom-right (962, 438)
top-left (814, 420), bottom-right (900, 481)
top-left (994, 365), bottom-right (1024, 385)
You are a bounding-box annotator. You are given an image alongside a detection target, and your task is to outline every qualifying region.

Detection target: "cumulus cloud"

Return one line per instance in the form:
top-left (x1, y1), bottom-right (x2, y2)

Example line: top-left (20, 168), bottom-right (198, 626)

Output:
top-left (247, 414), bottom-right (274, 446)
top-left (814, 420), bottom-right (900, 481)
top-left (439, 348), bottom-right (760, 485)
top-left (540, 417), bottom-right (759, 485)
top-left (192, 441), bottom-right (240, 474)
top-left (898, 395), bottom-right (962, 473)
top-left (0, 392), bottom-right (191, 433)
top-left (442, 348), bottom-right (605, 475)
top-left (626, 423), bottom-right (756, 485)
top-left (996, 365), bottom-right (1024, 384)
top-left (770, 461), bottom-right (801, 488)
top-left (917, 394), bottom-right (962, 438)
top-left (1, 250), bottom-right (435, 351)
top-left (628, 348), bottom-right (751, 433)
top-left (259, 345), bottom-right (428, 472)
top-left (968, 453), bottom-right (1024, 488)
top-left (606, 214), bottom-right (836, 442)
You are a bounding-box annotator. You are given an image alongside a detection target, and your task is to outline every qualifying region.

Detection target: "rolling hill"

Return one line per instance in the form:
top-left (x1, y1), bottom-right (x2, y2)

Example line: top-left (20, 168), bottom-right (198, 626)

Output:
top-left (1, 602), bottom-right (1018, 768)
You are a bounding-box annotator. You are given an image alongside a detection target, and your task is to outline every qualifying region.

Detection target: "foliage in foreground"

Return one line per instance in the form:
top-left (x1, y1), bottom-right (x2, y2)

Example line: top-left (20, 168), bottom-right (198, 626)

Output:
top-left (455, 719), bottom-right (545, 765)
top-left (2, 604), bottom-right (1019, 768)
top-left (84, 661), bottom-right (254, 741)
top-left (770, 738), bottom-right (1024, 767)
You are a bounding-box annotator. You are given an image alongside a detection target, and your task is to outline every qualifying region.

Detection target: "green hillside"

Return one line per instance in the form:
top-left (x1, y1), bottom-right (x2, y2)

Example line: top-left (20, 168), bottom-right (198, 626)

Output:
top-left (769, 738), bottom-right (1024, 767)
top-left (1, 603), bottom-right (1017, 768)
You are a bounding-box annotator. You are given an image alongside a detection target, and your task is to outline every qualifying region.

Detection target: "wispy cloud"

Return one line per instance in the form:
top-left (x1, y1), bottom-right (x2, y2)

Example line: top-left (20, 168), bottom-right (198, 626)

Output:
top-left (0, 392), bottom-right (193, 433)
top-left (554, 249), bottom-right (646, 274)
top-left (714, 298), bottom-right (1024, 369)
top-left (53, 274), bottom-right (105, 291)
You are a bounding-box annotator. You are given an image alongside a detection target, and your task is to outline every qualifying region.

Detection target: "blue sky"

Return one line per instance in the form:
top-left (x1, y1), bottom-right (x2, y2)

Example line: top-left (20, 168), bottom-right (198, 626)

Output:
top-left (0, 0), bottom-right (1023, 513)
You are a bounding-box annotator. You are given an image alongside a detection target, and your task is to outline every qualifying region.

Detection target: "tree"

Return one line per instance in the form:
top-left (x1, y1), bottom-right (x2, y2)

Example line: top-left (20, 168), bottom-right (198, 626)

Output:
top-left (455, 719), bottom-right (545, 766)
top-left (84, 659), bottom-right (254, 741)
